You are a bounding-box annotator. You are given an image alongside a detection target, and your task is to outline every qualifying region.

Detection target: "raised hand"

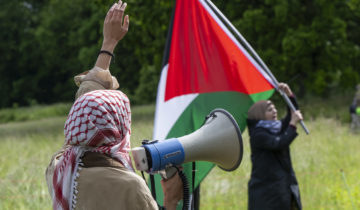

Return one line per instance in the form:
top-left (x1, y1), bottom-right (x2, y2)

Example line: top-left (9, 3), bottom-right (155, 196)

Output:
top-left (96, 1), bottom-right (129, 69)
top-left (102, 0), bottom-right (129, 52)
top-left (278, 83), bottom-right (293, 97)
top-left (290, 110), bottom-right (303, 127)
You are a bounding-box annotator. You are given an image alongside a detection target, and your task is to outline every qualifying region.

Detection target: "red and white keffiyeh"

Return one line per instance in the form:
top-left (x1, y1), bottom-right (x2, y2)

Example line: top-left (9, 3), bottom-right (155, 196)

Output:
top-left (51, 90), bottom-right (133, 210)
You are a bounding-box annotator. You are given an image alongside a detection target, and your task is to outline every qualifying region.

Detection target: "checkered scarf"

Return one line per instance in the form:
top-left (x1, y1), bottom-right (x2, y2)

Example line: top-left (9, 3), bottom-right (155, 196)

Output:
top-left (51, 90), bottom-right (133, 210)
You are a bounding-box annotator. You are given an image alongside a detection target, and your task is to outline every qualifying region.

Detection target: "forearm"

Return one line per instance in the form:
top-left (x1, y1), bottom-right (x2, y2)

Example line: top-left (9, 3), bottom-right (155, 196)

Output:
top-left (289, 95), bottom-right (299, 109)
top-left (75, 0), bottom-right (128, 98)
top-left (75, 41), bottom-right (120, 98)
top-left (282, 95), bottom-right (298, 126)
top-left (95, 40), bottom-right (117, 70)
top-left (95, 0), bottom-right (129, 69)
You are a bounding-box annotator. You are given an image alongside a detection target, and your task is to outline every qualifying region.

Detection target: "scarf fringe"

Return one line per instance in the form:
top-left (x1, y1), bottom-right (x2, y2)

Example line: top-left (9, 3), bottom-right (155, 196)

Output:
top-left (69, 151), bottom-right (84, 210)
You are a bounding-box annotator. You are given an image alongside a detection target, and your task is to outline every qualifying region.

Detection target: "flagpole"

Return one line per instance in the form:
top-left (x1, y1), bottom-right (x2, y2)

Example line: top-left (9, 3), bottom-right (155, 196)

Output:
top-left (204, 0), bottom-right (309, 134)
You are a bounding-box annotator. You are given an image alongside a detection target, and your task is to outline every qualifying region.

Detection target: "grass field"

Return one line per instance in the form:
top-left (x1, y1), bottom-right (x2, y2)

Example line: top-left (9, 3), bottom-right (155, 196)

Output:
top-left (0, 102), bottom-right (359, 209)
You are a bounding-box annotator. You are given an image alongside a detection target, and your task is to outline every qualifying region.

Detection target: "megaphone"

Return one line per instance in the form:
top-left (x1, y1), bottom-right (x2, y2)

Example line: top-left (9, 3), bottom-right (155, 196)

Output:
top-left (132, 108), bottom-right (243, 176)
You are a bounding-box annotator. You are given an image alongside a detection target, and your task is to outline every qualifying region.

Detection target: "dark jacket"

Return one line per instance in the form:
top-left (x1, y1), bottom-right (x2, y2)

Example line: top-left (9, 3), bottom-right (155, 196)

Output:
top-left (350, 103), bottom-right (356, 114)
top-left (247, 97), bottom-right (302, 210)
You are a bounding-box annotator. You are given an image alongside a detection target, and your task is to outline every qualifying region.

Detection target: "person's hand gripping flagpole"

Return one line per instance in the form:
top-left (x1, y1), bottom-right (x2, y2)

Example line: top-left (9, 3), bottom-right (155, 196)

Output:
top-left (204, 0), bottom-right (309, 134)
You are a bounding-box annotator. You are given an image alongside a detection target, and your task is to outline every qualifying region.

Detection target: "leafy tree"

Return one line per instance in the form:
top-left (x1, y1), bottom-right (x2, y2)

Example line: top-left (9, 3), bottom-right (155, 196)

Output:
top-left (33, 0), bottom-right (173, 105)
top-left (0, 0), bottom-right (41, 107)
top-left (224, 0), bottom-right (360, 96)
top-left (0, 0), bottom-right (359, 108)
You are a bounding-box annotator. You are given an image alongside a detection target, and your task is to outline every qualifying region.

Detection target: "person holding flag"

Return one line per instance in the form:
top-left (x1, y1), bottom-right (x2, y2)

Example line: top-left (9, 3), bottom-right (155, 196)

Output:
top-left (151, 0), bottom-right (309, 208)
top-left (247, 83), bottom-right (303, 210)
top-left (151, 0), bottom-right (307, 208)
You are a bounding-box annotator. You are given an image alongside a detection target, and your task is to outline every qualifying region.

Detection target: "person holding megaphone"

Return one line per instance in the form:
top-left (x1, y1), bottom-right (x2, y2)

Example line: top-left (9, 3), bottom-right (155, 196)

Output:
top-left (45, 1), bottom-right (182, 210)
top-left (247, 83), bottom-right (303, 210)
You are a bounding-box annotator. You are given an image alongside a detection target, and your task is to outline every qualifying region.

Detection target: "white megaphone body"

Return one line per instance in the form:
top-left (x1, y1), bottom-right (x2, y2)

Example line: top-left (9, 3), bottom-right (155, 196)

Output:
top-left (131, 109), bottom-right (243, 177)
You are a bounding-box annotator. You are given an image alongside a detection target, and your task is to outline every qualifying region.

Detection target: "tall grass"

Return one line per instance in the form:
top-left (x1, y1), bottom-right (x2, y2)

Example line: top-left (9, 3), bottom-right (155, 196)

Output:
top-left (1, 95), bottom-right (359, 209)
top-left (0, 105), bottom-right (157, 210)
top-left (0, 134), bottom-right (63, 210)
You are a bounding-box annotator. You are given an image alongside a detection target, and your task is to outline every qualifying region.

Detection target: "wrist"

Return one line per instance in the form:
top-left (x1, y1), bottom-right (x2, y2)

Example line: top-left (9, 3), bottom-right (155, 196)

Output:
top-left (289, 121), bottom-right (297, 127)
top-left (286, 91), bottom-right (293, 97)
top-left (101, 39), bottom-right (117, 53)
top-left (99, 50), bottom-right (115, 61)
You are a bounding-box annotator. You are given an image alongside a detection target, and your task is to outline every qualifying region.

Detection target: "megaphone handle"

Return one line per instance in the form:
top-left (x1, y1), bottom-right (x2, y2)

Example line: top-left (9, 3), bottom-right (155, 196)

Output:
top-left (159, 167), bottom-right (178, 180)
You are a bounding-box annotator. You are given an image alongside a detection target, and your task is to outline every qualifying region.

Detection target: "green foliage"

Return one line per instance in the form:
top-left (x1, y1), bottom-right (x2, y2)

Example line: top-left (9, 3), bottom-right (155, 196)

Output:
top-left (300, 92), bottom-right (354, 123)
top-left (133, 65), bottom-right (160, 104)
top-left (0, 76), bottom-right (356, 130)
top-left (112, 0), bottom-right (174, 104)
top-left (225, 0), bottom-right (360, 96)
top-left (0, 0), bottom-right (359, 108)
top-left (0, 0), bottom-right (41, 107)
top-left (0, 0), bottom-right (173, 108)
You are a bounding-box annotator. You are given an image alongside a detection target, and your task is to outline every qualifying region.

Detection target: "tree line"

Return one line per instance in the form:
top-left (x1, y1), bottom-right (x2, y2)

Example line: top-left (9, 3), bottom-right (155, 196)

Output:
top-left (0, 0), bottom-right (359, 108)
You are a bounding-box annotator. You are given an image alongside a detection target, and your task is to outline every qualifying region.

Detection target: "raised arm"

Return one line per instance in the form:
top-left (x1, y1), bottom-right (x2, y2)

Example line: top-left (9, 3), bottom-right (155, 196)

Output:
top-left (278, 83), bottom-right (302, 128)
top-left (96, 0), bottom-right (129, 70)
top-left (74, 1), bottom-right (129, 99)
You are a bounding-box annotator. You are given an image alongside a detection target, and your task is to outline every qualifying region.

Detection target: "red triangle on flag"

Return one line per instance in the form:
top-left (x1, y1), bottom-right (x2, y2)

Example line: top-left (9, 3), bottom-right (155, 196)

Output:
top-left (165, 0), bottom-right (273, 102)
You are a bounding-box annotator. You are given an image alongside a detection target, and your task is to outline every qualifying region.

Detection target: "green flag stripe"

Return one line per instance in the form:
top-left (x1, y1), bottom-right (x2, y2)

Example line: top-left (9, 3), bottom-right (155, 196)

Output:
top-left (167, 90), bottom-right (275, 137)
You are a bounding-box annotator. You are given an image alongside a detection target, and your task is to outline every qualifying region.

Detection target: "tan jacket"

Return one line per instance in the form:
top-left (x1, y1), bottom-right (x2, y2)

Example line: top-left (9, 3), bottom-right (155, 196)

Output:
top-left (45, 67), bottom-right (158, 210)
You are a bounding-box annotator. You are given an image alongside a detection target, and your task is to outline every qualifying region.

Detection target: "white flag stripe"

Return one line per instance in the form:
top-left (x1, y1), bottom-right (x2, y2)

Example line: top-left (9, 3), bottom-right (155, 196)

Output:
top-left (153, 64), bottom-right (198, 140)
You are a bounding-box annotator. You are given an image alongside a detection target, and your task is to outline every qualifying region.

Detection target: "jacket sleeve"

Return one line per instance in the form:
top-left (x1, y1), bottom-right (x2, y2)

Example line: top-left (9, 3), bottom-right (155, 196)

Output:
top-left (74, 66), bottom-right (120, 99)
top-left (251, 126), bottom-right (298, 151)
top-left (281, 95), bottom-right (299, 128)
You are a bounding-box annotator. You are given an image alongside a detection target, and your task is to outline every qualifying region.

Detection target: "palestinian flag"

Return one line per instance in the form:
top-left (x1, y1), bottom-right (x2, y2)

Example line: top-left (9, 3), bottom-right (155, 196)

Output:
top-left (152, 0), bottom-right (275, 206)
